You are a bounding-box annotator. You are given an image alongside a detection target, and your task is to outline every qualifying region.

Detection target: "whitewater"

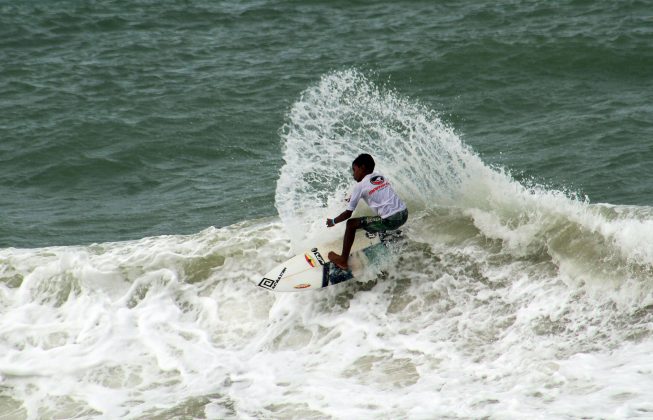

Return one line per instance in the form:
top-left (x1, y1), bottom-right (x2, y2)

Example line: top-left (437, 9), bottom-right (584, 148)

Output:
top-left (2, 70), bottom-right (653, 419)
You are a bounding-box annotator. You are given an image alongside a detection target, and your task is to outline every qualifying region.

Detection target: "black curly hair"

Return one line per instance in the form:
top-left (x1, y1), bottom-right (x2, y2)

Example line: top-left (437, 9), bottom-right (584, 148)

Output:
top-left (352, 153), bottom-right (375, 172)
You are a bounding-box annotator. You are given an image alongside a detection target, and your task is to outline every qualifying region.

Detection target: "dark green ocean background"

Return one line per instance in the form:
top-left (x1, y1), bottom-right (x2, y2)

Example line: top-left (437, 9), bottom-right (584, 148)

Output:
top-left (1, 0), bottom-right (652, 248)
top-left (4, 2), bottom-right (653, 418)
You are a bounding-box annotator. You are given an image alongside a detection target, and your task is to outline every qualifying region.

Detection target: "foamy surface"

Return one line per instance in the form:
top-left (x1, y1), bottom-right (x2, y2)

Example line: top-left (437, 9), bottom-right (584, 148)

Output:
top-left (3, 71), bottom-right (653, 419)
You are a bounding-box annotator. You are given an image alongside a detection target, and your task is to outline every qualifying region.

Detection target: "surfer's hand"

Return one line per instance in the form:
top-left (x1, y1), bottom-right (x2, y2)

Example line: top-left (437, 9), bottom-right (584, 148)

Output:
top-left (326, 218), bottom-right (335, 227)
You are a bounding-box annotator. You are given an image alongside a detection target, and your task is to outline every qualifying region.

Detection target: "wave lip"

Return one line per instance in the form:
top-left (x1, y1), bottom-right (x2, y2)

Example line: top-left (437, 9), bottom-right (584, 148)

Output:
top-left (275, 68), bottom-right (653, 299)
top-left (276, 69), bottom-right (485, 247)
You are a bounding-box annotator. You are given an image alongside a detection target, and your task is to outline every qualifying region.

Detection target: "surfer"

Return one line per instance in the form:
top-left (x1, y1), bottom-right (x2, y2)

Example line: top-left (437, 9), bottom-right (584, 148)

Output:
top-left (326, 153), bottom-right (408, 269)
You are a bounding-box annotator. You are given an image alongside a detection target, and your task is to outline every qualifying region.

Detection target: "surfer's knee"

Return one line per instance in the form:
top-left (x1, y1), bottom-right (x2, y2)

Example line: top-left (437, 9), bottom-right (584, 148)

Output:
top-left (346, 218), bottom-right (361, 229)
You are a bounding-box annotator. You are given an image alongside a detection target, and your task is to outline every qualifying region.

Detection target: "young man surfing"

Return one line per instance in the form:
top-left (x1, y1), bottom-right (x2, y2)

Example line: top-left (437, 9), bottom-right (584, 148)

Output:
top-left (326, 153), bottom-right (408, 269)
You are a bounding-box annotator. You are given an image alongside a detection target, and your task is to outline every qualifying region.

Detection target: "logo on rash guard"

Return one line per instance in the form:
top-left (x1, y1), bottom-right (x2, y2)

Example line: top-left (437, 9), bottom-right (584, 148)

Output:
top-left (369, 176), bottom-right (389, 195)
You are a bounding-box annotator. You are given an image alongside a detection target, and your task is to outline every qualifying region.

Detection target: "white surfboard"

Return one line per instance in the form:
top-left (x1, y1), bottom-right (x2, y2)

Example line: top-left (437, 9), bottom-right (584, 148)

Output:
top-left (258, 231), bottom-right (401, 292)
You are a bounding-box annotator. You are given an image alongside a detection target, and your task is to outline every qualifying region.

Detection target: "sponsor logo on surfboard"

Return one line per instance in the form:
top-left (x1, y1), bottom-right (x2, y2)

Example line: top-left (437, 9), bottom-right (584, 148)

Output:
top-left (258, 267), bottom-right (286, 290)
top-left (304, 254), bottom-right (316, 267)
top-left (294, 283), bottom-right (311, 289)
top-left (311, 248), bottom-right (326, 266)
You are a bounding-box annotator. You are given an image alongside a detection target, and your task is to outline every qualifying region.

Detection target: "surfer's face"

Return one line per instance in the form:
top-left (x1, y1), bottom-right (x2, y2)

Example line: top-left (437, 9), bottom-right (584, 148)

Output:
top-left (352, 164), bottom-right (366, 182)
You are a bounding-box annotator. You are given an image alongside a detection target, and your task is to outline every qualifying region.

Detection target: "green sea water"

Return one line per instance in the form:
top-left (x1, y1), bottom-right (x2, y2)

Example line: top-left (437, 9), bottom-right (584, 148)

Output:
top-left (4, 2), bottom-right (653, 418)
top-left (1, 0), bottom-right (652, 248)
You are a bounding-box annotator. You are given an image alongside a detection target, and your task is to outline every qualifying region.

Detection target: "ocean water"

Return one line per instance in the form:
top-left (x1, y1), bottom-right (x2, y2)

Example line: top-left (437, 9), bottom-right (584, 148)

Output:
top-left (1, 1), bottom-right (653, 418)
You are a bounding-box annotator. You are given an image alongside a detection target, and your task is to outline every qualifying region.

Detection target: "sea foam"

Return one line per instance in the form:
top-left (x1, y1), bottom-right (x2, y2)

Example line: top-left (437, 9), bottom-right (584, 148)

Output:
top-left (2, 70), bottom-right (653, 418)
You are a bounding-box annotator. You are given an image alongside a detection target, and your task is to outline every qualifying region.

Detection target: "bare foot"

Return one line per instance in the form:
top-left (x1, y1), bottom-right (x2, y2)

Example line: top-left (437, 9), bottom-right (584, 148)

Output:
top-left (328, 252), bottom-right (349, 270)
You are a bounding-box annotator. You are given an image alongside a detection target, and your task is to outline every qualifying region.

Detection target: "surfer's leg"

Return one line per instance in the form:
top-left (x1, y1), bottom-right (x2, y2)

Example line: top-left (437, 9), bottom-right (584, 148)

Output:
top-left (341, 217), bottom-right (361, 258)
top-left (328, 218), bottom-right (361, 269)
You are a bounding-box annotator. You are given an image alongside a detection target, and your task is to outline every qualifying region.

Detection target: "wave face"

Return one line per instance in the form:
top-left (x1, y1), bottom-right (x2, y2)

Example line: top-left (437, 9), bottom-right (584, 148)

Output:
top-left (276, 69), bottom-right (484, 248)
top-left (277, 70), bottom-right (653, 279)
top-left (3, 71), bottom-right (653, 418)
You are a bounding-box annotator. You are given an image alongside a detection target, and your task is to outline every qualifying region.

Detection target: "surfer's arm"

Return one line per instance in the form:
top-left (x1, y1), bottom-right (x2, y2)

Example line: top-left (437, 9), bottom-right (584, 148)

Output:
top-left (326, 210), bottom-right (353, 227)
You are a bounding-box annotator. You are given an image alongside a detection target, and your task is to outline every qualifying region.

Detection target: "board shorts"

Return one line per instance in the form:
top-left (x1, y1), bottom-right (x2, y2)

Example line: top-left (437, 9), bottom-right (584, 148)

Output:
top-left (360, 209), bottom-right (408, 233)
